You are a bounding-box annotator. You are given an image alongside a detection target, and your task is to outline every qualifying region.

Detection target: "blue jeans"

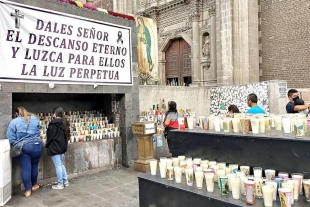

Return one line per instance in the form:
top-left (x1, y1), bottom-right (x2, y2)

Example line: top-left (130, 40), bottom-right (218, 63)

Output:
top-left (17, 141), bottom-right (43, 191)
top-left (51, 154), bottom-right (68, 186)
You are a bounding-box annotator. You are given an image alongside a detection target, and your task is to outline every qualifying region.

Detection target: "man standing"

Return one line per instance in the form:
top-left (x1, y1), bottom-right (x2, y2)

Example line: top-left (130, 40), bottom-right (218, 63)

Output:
top-left (286, 89), bottom-right (309, 113)
top-left (246, 93), bottom-right (266, 114)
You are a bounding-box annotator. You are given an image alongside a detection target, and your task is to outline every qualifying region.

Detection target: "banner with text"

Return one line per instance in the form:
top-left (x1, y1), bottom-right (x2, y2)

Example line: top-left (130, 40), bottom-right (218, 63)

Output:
top-left (0, 0), bottom-right (132, 85)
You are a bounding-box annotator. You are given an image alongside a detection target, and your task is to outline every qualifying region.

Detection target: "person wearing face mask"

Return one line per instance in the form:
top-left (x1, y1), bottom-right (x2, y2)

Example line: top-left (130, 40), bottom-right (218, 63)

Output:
top-left (164, 101), bottom-right (180, 152)
top-left (286, 89), bottom-right (310, 113)
top-left (294, 99), bottom-right (309, 116)
top-left (246, 93), bottom-right (266, 114)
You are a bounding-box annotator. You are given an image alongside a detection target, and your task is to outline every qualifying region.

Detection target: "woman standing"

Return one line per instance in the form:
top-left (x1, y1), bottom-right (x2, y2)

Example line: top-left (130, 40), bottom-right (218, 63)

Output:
top-left (6, 106), bottom-right (43, 197)
top-left (164, 101), bottom-right (179, 152)
top-left (46, 107), bottom-right (70, 189)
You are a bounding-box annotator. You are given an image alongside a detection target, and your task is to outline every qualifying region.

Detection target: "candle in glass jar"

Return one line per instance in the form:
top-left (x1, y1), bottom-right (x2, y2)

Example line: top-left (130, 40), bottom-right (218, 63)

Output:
top-left (259, 117), bottom-right (266, 133)
top-left (185, 168), bottom-right (194, 186)
top-left (149, 160), bottom-right (157, 176)
top-left (278, 172), bottom-right (289, 182)
top-left (254, 177), bottom-right (263, 198)
top-left (231, 177), bottom-right (241, 199)
top-left (180, 161), bottom-right (187, 173)
top-left (172, 157), bottom-right (179, 167)
top-left (265, 181), bottom-right (277, 201)
top-left (159, 161), bottom-right (167, 178)
top-left (178, 155), bottom-right (186, 161)
top-left (227, 173), bottom-right (237, 191)
top-left (253, 167), bottom-right (262, 178)
top-left (291, 173), bottom-right (304, 195)
top-left (251, 118), bottom-right (260, 134)
top-left (205, 172), bottom-right (215, 192)
top-left (217, 169), bottom-right (226, 188)
top-left (282, 182), bottom-right (295, 205)
top-left (166, 158), bottom-right (173, 167)
top-left (262, 184), bottom-right (274, 207)
top-left (232, 118), bottom-right (240, 133)
top-left (174, 167), bottom-right (182, 183)
top-left (166, 166), bottom-right (174, 180)
top-left (195, 171), bottom-right (204, 189)
top-left (290, 179), bottom-right (299, 201)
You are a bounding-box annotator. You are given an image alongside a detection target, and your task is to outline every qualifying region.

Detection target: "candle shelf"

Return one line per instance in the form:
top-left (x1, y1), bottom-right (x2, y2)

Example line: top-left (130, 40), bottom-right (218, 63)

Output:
top-left (36, 110), bottom-right (119, 143)
top-left (138, 173), bottom-right (310, 207)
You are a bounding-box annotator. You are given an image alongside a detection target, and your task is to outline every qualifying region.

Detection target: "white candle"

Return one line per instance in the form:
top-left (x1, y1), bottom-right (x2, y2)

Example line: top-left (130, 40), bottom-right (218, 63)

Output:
top-left (275, 116), bottom-right (282, 131)
top-left (195, 171), bottom-right (204, 189)
top-left (195, 167), bottom-right (203, 172)
top-left (232, 118), bottom-right (240, 133)
top-left (302, 179), bottom-right (310, 202)
top-left (217, 169), bottom-right (226, 188)
top-left (166, 158), bottom-right (173, 167)
top-left (159, 161), bottom-right (167, 178)
top-left (240, 166), bottom-right (250, 176)
top-left (172, 157), bottom-right (179, 167)
top-left (149, 160), bottom-right (157, 176)
top-left (265, 117), bottom-right (271, 131)
top-left (259, 117), bottom-right (266, 133)
top-left (217, 162), bottom-right (226, 170)
top-left (214, 117), bottom-right (221, 132)
top-left (265, 169), bottom-right (276, 181)
top-left (240, 177), bottom-right (248, 195)
top-left (205, 173), bottom-right (215, 192)
top-left (253, 167), bottom-right (262, 178)
top-left (291, 173), bottom-right (304, 194)
top-left (225, 167), bottom-right (232, 175)
top-left (185, 168), bottom-right (194, 186)
top-left (282, 182), bottom-right (294, 204)
top-left (201, 164), bottom-right (209, 170)
top-left (208, 116), bottom-right (214, 130)
top-left (231, 177), bottom-right (241, 199)
top-left (174, 167), bottom-right (182, 183)
top-left (208, 161), bottom-right (217, 166)
top-left (227, 173), bottom-right (237, 191)
top-left (166, 166), bottom-right (174, 180)
top-left (291, 179), bottom-right (299, 201)
top-left (187, 117), bottom-right (194, 129)
top-left (180, 161), bottom-right (187, 173)
top-left (212, 165), bottom-right (219, 182)
top-left (201, 160), bottom-right (209, 165)
top-left (186, 159), bottom-right (193, 168)
top-left (282, 118), bottom-right (291, 134)
top-left (262, 184), bottom-right (274, 207)
top-left (265, 181), bottom-right (277, 201)
top-left (222, 118), bottom-right (231, 133)
top-left (251, 118), bottom-right (260, 134)
top-left (254, 177), bottom-right (263, 198)
top-left (178, 155), bottom-right (186, 161)
top-left (193, 158), bottom-right (202, 163)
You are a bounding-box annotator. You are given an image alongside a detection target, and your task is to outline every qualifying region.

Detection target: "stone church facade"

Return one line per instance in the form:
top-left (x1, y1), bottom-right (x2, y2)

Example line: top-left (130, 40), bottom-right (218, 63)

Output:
top-left (82, 0), bottom-right (309, 89)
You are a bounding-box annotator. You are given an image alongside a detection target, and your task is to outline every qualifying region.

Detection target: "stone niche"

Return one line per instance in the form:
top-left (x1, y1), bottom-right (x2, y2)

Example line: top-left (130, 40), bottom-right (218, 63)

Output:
top-left (1, 0), bottom-right (139, 193)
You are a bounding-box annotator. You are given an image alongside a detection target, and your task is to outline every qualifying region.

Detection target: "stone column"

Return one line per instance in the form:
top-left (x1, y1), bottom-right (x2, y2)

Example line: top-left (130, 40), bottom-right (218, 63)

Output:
top-left (204, 7), bottom-right (217, 87)
top-left (191, 14), bottom-right (201, 86)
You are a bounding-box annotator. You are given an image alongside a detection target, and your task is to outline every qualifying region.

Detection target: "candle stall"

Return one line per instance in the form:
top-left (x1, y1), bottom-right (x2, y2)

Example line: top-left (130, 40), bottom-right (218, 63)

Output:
top-left (138, 113), bottom-right (310, 206)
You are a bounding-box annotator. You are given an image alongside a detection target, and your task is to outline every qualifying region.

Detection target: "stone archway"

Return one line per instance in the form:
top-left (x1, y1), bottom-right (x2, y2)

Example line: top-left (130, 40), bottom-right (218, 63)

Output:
top-left (158, 33), bottom-right (192, 85)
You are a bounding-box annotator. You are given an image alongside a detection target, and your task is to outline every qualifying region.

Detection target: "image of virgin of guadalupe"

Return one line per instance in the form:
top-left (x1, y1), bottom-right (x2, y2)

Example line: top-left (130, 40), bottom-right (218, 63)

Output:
top-left (136, 17), bottom-right (154, 74)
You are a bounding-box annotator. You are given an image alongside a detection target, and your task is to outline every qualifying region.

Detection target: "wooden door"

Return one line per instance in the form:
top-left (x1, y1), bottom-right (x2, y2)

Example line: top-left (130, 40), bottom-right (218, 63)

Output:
top-left (165, 39), bottom-right (192, 85)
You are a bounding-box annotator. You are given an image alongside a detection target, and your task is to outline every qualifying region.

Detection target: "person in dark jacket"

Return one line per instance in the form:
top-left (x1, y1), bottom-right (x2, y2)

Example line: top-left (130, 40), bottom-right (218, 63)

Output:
top-left (46, 107), bottom-right (70, 190)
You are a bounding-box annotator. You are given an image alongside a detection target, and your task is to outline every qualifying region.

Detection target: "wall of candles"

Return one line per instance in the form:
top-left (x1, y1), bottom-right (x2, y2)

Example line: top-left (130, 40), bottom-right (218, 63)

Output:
top-left (38, 110), bottom-right (119, 144)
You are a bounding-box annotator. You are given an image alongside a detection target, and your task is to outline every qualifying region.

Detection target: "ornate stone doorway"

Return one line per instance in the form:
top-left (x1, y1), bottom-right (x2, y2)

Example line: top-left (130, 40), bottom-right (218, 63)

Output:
top-left (165, 38), bottom-right (192, 86)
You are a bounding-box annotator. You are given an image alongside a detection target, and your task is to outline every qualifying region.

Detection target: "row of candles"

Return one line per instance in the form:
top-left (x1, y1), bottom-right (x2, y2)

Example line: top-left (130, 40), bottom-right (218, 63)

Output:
top-left (37, 110), bottom-right (119, 143)
top-left (181, 113), bottom-right (310, 137)
top-left (149, 156), bottom-right (310, 206)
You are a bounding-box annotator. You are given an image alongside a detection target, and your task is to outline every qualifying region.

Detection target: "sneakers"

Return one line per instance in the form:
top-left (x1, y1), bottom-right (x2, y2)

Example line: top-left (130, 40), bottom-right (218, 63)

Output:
top-left (52, 184), bottom-right (64, 190)
top-left (64, 182), bottom-right (69, 187)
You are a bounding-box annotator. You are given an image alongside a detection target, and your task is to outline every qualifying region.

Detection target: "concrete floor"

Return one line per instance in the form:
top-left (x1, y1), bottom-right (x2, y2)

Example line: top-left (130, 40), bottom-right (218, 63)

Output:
top-left (5, 168), bottom-right (141, 207)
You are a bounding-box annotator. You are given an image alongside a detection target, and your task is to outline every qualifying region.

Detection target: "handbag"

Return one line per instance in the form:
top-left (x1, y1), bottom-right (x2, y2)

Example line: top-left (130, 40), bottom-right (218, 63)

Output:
top-left (10, 121), bottom-right (30, 158)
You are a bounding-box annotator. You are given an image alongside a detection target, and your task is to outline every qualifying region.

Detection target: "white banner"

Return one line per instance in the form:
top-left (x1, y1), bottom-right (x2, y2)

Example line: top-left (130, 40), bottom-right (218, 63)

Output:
top-left (0, 0), bottom-right (132, 85)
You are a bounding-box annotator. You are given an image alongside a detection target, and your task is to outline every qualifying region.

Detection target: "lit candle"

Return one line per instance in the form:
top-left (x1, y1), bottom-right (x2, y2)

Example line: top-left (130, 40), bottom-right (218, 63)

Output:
top-left (227, 173), bottom-right (237, 191)
top-left (195, 171), bottom-right (204, 189)
top-left (240, 166), bottom-right (250, 176)
top-left (282, 118), bottom-right (291, 135)
top-left (179, 161), bottom-right (187, 173)
top-left (178, 155), bottom-right (186, 161)
top-left (166, 166), bottom-right (174, 181)
top-left (174, 167), bottom-right (182, 184)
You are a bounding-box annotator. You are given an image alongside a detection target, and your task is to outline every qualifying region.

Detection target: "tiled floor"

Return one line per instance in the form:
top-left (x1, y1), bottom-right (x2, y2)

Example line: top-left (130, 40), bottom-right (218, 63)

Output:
top-left (5, 168), bottom-right (140, 207)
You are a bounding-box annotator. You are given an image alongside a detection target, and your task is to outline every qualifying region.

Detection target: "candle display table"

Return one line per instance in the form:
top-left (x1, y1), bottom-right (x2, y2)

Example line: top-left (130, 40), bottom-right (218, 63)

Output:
top-left (169, 129), bottom-right (310, 178)
top-left (138, 173), bottom-right (309, 207)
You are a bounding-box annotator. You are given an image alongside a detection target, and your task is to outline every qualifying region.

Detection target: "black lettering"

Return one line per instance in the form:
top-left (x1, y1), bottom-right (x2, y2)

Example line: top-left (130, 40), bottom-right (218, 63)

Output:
top-left (58, 67), bottom-right (65, 77)
top-left (70, 68), bottom-right (76, 78)
top-left (28, 33), bottom-right (36, 44)
top-left (99, 57), bottom-right (104, 66)
top-left (41, 50), bottom-right (48, 61)
top-left (60, 24), bottom-right (67, 34)
top-left (92, 43), bottom-right (98, 52)
top-left (114, 71), bottom-right (119, 80)
top-left (43, 65), bottom-right (49, 76)
top-left (103, 32), bottom-right (109, 41)
top-left (77, 27), bottom-right (83, 37)
top-left (44, 21), bottom-right (52, 32)
top-left (36, 19), bottom-right (44, 30)
top-left (11, 47), bottom-right (20, 58)
top-left (21, 64), bottom-right (28, 75)
top-left (77, 68), bottom-right (83, 78)
top-left (90, 69), bottom-right (96, 79)
top-left (38, 35), bottom-right (45, 46)
top-left (6, 30), bottom-right (14, 41)
top-left (97, 70), bottom-right (102, 79)
top-left (67, 25), bottom-right (73, 35)
top-left (121, 59), bottom-right (125, 68)
top-left (83, 69), bottom-right (89, 79)
top-left (109, 71), bottom-right (114, 79)
top-left (29, 65), bottom-right (37, 76)
top-left (68, 54), bottom-right (75, 63)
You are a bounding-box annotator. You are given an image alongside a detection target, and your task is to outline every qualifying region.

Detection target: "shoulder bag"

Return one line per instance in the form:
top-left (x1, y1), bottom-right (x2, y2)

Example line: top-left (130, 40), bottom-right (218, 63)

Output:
top-left (11, 121), bottom-right (30, 158)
